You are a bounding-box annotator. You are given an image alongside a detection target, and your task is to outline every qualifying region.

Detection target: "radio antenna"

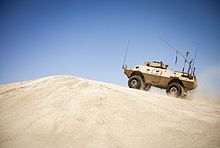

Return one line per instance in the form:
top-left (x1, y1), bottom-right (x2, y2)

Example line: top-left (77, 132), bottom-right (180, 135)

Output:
top-left (175, 51), bottom-right (178, 65)
top-left (122, 40), bottom-right (130, 69)
top-left (158, 37), bottom-right (193, 68)
top-left (191, 43), bottom-right (199, 75)
top-left (158, 37), bottom-right (188, 61)
top-left (182, 51), bottom-right (190, 73)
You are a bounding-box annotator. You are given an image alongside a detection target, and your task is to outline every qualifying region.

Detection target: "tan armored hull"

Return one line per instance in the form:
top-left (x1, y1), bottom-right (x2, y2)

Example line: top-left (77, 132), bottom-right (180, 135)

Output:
top-left (124, 61), bottom-right (198, 97)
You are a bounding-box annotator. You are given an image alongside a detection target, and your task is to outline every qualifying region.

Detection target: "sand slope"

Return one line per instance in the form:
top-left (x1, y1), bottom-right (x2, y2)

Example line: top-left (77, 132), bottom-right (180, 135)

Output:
top-left (0, 75), bottom-right (220, 148)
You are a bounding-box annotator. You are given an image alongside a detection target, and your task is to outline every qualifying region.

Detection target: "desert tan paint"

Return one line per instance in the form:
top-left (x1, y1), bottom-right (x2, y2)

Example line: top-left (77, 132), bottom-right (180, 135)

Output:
top-left (124, 62), bottom-right (197, 91)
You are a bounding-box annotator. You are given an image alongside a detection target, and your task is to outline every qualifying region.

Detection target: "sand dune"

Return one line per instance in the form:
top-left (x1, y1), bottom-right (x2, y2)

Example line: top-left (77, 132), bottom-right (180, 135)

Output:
top-left (0, 75), bottom-right (220, 148)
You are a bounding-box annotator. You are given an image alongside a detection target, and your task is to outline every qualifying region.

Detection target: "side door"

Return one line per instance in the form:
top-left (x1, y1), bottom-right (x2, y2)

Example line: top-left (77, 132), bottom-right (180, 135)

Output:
top-left (151, 69), bottom-right (162, 85)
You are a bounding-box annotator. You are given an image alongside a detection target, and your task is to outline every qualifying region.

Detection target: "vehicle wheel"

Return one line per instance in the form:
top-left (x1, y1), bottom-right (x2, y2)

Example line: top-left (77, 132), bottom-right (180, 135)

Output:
top-left (166, 82), bottom-right (183, 98)
top-left (143, 83), bottom-right (151, 91)
top-left (128, 75), bottom-right (143, 89)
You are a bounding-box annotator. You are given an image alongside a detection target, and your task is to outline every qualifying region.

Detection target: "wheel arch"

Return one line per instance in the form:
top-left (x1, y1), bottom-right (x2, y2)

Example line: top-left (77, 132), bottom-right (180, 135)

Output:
top-left (130, 71), bottom-right (145, 83)
top-left (168, 78), bottom-right (184, 88)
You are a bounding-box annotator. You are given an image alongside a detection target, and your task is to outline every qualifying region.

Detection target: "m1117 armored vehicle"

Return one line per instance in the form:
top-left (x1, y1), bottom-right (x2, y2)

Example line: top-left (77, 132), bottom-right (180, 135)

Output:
top-left (123, 61), bottom-right (197, 98)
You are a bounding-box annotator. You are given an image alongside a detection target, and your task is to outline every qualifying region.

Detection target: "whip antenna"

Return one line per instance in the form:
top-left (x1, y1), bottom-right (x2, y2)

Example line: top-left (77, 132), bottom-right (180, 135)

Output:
top-left (175, 51), bottom-right (178, 65)
top-left (182, 51), bottom-right (190, 73)
top-left (158, 37), bottom-right (189, 63)
top-left (122, 40), bottom-right (130, 69)
top-left (191, 43), bottom-right (199, 75)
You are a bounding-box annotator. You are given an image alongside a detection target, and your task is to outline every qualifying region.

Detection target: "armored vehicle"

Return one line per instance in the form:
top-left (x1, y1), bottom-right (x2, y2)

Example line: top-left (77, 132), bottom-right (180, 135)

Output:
top-left (123, 61), bottom-right (197, 98)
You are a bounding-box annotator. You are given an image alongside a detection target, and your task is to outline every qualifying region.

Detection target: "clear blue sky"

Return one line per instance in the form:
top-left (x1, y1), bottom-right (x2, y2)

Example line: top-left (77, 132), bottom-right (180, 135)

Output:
top-left (0, 0), bottom-right (220, 94)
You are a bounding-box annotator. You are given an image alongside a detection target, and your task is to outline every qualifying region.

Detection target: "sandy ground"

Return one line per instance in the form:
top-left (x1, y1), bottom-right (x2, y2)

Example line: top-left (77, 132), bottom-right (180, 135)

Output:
top-left (0, 75), bottom-right (220, 148)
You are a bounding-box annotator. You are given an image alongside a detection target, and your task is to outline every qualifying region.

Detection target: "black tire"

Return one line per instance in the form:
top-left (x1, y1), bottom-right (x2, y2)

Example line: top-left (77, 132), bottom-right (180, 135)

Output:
top-left (166, 82), bottom-right (183, 98)
top-left (128, 75), bottom-right (143, 89)
top-left (143, 83), bottom-right (151, 91)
